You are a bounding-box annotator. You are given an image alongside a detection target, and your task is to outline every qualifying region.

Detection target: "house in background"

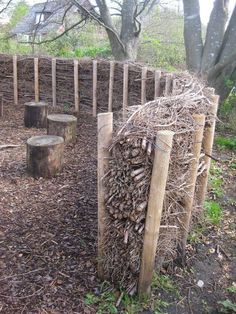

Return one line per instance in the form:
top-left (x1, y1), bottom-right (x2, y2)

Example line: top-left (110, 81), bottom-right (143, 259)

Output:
top-left (11, 0), bottom-right (93, 42)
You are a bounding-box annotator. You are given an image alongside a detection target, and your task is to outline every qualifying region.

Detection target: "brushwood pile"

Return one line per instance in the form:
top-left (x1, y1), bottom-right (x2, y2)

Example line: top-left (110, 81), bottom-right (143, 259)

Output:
top-left (102, 75), bottom-right (215, 294)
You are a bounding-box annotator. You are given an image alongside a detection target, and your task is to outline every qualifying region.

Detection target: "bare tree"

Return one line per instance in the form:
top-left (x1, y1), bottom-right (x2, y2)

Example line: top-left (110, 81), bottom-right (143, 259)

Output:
top-left (183, 0), bottom-right (236, 100)
top-left (71, 0), bottom-right (161, 60)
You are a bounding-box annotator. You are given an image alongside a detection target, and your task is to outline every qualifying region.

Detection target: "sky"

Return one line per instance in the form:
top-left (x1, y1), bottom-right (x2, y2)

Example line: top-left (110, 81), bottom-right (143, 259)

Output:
top-left (199, 0), bottom-right (235, 24)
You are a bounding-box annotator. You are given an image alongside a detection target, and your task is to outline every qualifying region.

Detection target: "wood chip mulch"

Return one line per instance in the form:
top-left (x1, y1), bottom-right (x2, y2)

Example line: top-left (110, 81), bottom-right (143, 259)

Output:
top-left (0, 106), bottom-right (99, 313)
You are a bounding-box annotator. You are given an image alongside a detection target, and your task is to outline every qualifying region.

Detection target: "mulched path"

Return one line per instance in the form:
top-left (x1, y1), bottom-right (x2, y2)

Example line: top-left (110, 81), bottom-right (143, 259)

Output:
top-left (0, 106), bottom-right (99, 313)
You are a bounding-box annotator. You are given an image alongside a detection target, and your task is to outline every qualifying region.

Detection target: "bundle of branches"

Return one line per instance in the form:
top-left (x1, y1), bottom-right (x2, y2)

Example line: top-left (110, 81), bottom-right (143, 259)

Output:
top-left (102, 74), bottom-right (214, 294)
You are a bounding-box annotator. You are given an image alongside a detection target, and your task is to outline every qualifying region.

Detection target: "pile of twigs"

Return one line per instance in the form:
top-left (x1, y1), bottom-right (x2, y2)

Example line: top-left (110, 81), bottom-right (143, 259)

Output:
top-left (102, 74), bottom-right (214, 293)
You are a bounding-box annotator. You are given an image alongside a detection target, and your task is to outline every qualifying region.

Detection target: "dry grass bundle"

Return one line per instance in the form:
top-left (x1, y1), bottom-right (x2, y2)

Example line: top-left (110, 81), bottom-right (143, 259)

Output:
top-left (102, 74), bottom-right (214, 294)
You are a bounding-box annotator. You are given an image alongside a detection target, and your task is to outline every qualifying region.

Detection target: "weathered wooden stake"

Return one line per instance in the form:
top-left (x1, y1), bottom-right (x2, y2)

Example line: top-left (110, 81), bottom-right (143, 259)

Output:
top-left (154, 70), bottom-right (161, 99)
top-left (181, 114), bottom-right (205, 257)
top-left (0, 94), bottom-right (3, 117)
top-left (197, 95), bottom-right (219, 208)
top-left (165, 73), bottom-right (173, 96)
top-left (123, 64), bottom-right (129, 119)
top-left (74, 59), bottom-right (79, 113)
top-left (139, 130), bottom-right (174, 296)
top-left (97, 112), bottom-right (113, 278)
top-left (141, 67), bottom-right (147, 105)
top-left (93, 60), bottom-right (98, 117)
top-left (34, 57), bottom-right (39, 102)
top-left (52, 58), bottom-right (57, 107)
top-left (13, 55), bottom-right (18, 105)
top-left (108, 61), bottom-right (115, 112)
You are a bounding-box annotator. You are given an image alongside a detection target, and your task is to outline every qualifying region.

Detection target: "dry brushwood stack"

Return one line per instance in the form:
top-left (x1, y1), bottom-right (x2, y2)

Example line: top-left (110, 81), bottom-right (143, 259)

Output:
top-left (102, 74), bottom-right (215, 294)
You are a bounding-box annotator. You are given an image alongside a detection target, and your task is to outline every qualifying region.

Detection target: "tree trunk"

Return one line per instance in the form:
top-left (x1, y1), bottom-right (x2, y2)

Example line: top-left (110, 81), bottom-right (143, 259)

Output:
top-left (183, 0), bottom-right (203, 72)
top-left (183, 0), bottom-right (236, 101)
top-left (201, 0), bottom-right (229, 73)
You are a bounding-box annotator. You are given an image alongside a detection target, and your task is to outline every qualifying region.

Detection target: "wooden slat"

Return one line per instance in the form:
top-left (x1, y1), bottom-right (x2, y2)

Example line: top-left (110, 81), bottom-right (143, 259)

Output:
top-left (139, 130), bottom-right (174, 296)
top-left (154, 70), bottom-right (161, 99)
top-left (165, 73), bottom-right (173, 96)
top-left (93, 60), bottom-right (98, 117)
top-left (123, 64), bottom-right (129, 119)
top-left (74, 59), bottom-right (79, 113)
top-left (0, 94), bottom-right (3, 117)
top-left (141, 66), bottom-right (147, 105)
top-left (13, 55), bottom-right (18, 105)
top-left (97, 112), bottom-right (113, 278)
top-left (197, 94), bottom-right (219, 208)
top-left (181, 114), bottom-right (205, 258)
top-left (108, 61), bottom-right (115, 112)
top-left (34, 57), bottom-right (39, 102)
top-left (52, 58), bottom-right (57, 107)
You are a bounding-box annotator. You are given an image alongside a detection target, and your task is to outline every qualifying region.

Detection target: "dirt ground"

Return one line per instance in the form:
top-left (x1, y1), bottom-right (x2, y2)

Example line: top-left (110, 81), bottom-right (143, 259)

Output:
top-left (0, 106), bottom-right (235, 314)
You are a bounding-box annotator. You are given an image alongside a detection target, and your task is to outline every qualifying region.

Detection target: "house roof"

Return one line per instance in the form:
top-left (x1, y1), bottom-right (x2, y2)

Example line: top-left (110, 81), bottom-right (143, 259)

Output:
top-left (11, 0), bottom-right (93, 36)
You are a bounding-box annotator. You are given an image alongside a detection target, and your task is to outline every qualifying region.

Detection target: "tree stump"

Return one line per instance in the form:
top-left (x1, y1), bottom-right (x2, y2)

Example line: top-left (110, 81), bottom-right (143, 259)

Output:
top-left (24, 101), bottom-right (48, 128)
top-left (27, 135), bottom-right (64, 178)
top-left (47, 114), bottom-right (77, 143)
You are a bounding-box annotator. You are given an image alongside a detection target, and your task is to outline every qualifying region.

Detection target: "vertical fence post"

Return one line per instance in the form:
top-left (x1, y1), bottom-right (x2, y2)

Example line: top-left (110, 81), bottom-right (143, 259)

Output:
top-left (141, 66), bottom-right (147, 105)
top-left (139, 130), bottom-right (174, 297)
top-left (108, 61), bottom-right (115, 112)
top-left (197, 95), bottom-right (219, 208)
top-left (154, 70), bottom-right (161, 99)
top-left (0, 94), bottom-right (3, 117)
top-left (74, 59), bottom-right (79, 114)
top-left (34, 57), bottom-right (39, 102)
top-left (165, 73), bottom-right (173, 96)
top-left (181, 114), bottom-right (205, 257)
top-left (52, 58), bottom-right (57, 107)
top-left (97, 112), bottom-right (113, 278)
top-left (123, 64), bottom-right (129, 120)
top-left (93, 60), bottom-right (98, 117)
top-left (13, 55), bottom-right (18, 106)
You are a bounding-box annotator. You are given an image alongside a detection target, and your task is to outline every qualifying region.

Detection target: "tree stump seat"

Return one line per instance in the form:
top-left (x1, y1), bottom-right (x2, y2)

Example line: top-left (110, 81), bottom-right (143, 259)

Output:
top-left (27, 135), bottom-right (64, 178)
top-left (24, 101), bottom-right (48, 128)
top-left (47, 114), bottom-right (77, 143)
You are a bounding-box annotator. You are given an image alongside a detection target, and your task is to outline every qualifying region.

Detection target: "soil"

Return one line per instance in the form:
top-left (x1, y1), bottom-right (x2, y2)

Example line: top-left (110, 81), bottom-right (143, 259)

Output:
top-left (0, 106), bottom-right (235, 314)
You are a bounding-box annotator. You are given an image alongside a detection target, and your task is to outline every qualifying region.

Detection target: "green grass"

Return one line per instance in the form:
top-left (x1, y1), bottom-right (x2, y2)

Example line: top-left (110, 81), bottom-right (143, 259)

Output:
top-left (215, 137), bottom-right (236, 151)
top-left (204, 201), bottom-right (223, 225)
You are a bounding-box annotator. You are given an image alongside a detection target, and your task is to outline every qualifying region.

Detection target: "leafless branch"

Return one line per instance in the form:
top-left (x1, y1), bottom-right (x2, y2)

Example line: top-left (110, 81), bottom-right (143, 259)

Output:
top-left (0, 0), bottom-right (13, 15)
top-left (72, 0), bottom-right (125, 51)
top-left (21, 17), bottom-right (87, 45)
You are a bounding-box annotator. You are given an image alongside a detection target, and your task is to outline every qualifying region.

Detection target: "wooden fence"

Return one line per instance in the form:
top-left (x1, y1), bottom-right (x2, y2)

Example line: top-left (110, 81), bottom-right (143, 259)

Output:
top-left (0, 54), bottom-right (175, 116)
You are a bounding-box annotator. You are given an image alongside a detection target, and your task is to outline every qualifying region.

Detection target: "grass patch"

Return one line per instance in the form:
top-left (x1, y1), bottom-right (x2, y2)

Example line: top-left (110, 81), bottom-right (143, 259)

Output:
top-left (208, 161), bottom-right (223, 197)
top-left (204, 201), bottom-right (223, 225)
top-left (215, 137), bottom-right (236, 151)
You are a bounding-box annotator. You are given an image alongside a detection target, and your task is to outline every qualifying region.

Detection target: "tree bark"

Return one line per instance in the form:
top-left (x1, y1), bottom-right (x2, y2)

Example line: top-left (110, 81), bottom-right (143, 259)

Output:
top-left (27, 135), bottom-right (64, 178)
top-left (201, 0), bottom-right (229, 73)
top-left (183, 0), bottom-right (203, 72)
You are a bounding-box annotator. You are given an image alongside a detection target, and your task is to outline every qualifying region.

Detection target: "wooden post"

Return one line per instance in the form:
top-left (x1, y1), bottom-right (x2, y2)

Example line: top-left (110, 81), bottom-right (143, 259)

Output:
top-left (93, 60), bottom-right (98, 117)
top-left (52, 58), bottom-right (57, 107)
top-left (108, 61), bottom-right (115, 112)
top-left (74, 59), bottom-right (79, 113)
top-left (97, 112), bottom-right (113, 278)
top-left (0, 94), bottom-right (3, 117)
top-left (154, 70), bottom-right (161, 99)
top-left (141, 66), bottom-right (147, 105)
top-left (34, 57), bottom-right (39, 102)
top-left (181, 114), bottom-right (206, 257)
top-left (197, 95), bottom-right (219, 208)
top-left (172, 79), bottom-right (178, 95)
top-left (13, 55), bottom-right (18, 106)
top-left (123, 64), bottom-right (129, 119)
top-left (165, 73), bottom-right (173, 96)
top-left (139, 130), bottom-right (174, 296)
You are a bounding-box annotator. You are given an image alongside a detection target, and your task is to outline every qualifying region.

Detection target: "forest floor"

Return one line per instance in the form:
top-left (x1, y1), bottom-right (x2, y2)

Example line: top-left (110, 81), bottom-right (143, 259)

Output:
top-left (0, 106), bottom-right (235, 314)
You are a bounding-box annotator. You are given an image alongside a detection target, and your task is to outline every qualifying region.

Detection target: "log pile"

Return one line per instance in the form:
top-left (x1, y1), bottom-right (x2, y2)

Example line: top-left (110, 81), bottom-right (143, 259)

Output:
top-left (102, 74), bottom-right (215, 293)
